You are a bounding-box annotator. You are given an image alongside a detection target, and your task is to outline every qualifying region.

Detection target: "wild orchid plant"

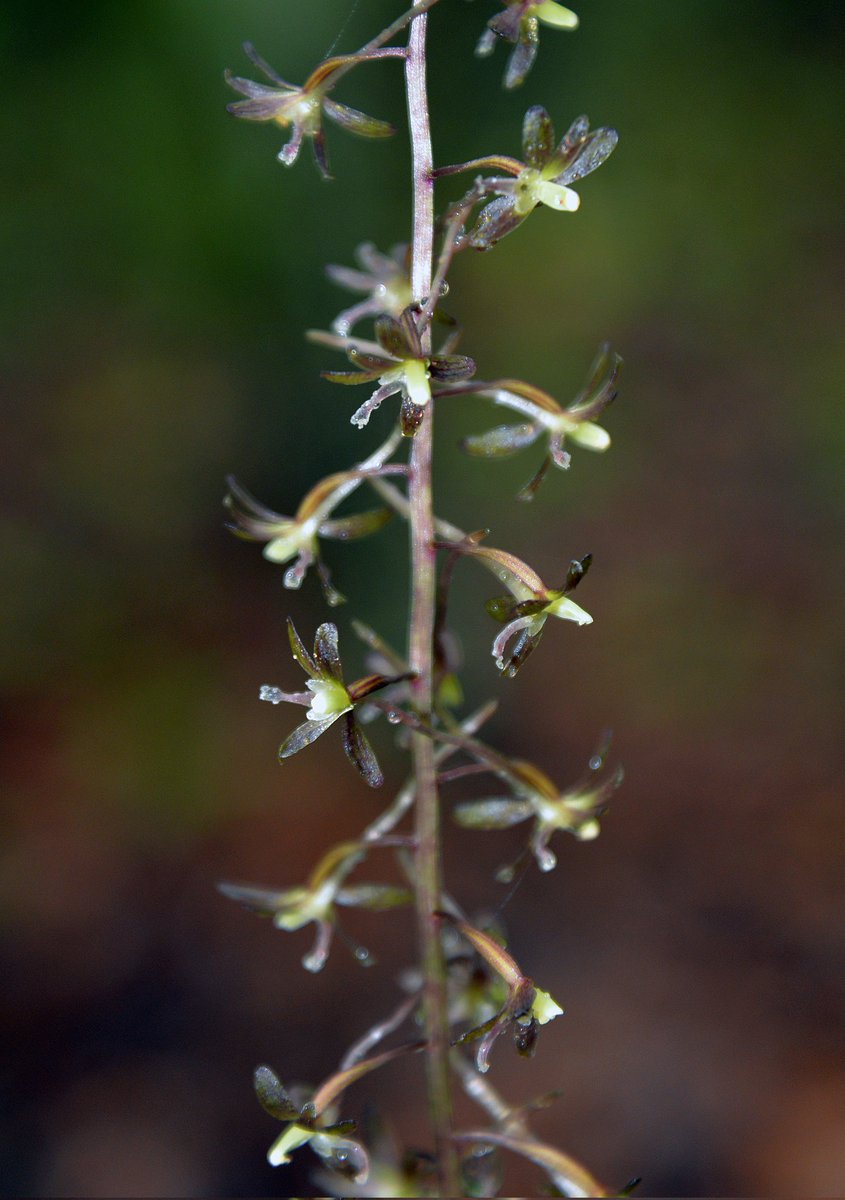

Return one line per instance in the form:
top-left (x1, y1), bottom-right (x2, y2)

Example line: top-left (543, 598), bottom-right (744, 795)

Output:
top-left (221, 1), bottom-right (627, 1194)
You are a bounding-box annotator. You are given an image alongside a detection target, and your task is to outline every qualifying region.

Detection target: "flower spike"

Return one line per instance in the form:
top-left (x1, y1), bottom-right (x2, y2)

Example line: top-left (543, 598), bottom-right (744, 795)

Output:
top-left (225, 49), bottom-right (395, 179)
top-left (476, 0), bottom-right (579, 89)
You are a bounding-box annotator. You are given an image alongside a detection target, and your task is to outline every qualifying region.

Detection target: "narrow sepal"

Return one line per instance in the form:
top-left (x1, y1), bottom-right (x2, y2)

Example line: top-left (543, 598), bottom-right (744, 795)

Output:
top-left (323, 98), bottom-right (395, 139)
top-left (563, 552), bottom-right (592, 592)
top-left (242, 42), bottom-right (295, 88)
top-left (336, 884), bottom-right (412, 910)
top-left (278, 713), bottom-right (342, 759)
top-left (310, 127), bottom-right (332, 181)
top-left (568, 343), bottom-right (622, 419)
top-left (429, 353), bottom-right (476, 382)
top-left (452, 798), bottom-right (533, 829)
top-left (313, 622), bottom-right (343, 680)
top-left (322, 367), bottom-right (382, 385)
top-left (487, 377), bottom-right (563, 416)
top-left (400, 398), bottom-right (425, 437)
top-left (217, 880), bottom-right (297, 916)
top-left (376, 312), bottom-right (419, 359)
top-left (504, 34), bottom-right (538, 90)
top-left (522, 105), bottom-right (555, 167)
top-left (318, 508), bottom-right (393, 541)
top-left (555, 120), bottom-right (619, 185)
top-left (468, 196), bottom-right (524, 250)
top-left (254, 1065), bottom-right (302, 1121)
top-left (341, 713), bottom-right (384, 787)
top-left (287, 618), bottom-right (318, 677)
top-left (461, 422), bottom-right (539, 459)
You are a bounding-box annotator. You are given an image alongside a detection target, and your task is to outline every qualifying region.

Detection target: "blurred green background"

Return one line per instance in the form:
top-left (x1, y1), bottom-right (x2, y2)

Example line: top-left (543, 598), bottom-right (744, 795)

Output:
top-left (2, 0), bottom-right (844, 1193)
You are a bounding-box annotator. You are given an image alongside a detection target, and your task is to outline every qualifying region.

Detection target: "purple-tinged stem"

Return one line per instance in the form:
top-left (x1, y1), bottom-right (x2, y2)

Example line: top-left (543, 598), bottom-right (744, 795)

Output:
top-left (404, 11), bottom-right (459, 1197)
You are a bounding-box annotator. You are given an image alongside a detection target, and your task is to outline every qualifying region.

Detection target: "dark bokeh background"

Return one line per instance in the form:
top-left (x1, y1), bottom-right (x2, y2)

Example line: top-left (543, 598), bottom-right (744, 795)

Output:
top-left (3, 0), bottom-right (844, 1194)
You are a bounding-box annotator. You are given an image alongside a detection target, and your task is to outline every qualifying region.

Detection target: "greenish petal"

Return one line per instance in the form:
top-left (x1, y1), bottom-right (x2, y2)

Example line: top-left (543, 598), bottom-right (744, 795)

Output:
top-left (287, 618), bottom-right (318, 677)
top-left (254, 1065), bottom-right (303, 1121)
top-left (313, 622), bottom-right (343, 680)
top-left (318, 508), bottom-right (393, 541)
top-left (567, 419), bottom-right (610, 451)
top-left (341, 713), bottom-right (384, 787)
top-left (534, 1), bottom-right (579, 29)
top-left (323, 97), bottom-right (395, 139)
top-left (278, 713), bottom-right (342, 759)
top-left (462, 423), bottom-right (540, 459)
top-left (522, 105), bottom-right (554, 167)
top-left (336, 884), bottom-right (412, 909)
top-left (453, 798), bottom-right (533, 829)
top-left (545, 595), bottom-right (592, 625)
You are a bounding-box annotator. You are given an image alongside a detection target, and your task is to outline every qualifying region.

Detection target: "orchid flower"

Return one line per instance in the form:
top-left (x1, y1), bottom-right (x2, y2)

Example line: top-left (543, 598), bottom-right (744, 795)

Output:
top-left (439, 533), bottom-right (593, 676)
top-left (261, 620), bottom-right (413, 786)
top-left (475, 0), bottom-right (579, 88)
top-left (319, 307), bottom-right (475, 437)
top-left (225, 46), bottom-right (395, 179)
top-left (453, 733), bottom-right (624, 871)
top-left (439, 913), bottom-right (564, 1073)
top-left (225, 429), bottom-right (400, 603)
top-left (218, 841), bottom-right (410, 972)
top-left (459, 343), bottom-right (621, 498)
top-left (436, 107), bottom-right (617, 251)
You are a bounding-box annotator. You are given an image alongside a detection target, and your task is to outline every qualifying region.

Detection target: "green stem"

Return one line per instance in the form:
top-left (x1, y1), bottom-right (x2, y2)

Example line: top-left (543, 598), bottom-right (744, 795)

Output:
top-left (404, 11), bottom-right (460, 1196)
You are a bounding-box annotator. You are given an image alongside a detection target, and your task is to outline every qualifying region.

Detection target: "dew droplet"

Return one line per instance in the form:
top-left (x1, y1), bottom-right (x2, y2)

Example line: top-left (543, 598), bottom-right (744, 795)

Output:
top-left (387, 710), bottom-right (401, 725)
top-left (588, 754), bottom-right (603, 771)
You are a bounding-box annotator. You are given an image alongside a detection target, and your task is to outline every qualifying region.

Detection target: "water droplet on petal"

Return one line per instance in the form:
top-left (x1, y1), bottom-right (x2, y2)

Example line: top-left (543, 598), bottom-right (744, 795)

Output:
top-left (387, 710), bottom-right (401, 725)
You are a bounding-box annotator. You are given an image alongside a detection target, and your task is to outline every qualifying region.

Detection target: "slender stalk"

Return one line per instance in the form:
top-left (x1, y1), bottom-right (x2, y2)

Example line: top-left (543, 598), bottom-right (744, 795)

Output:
top-left (404, 12), bottom-right (459, 1196)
